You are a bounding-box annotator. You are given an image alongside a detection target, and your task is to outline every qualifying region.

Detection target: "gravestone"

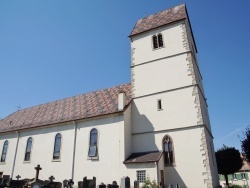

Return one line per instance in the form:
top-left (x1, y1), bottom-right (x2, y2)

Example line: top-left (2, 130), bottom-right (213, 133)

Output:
top-left (1, 175), bottom-right (10, 185)
top-left (81, 176), bottom-right (96, 188)
top-left (98, 182), bottom-right (106, 188)
top-left (63, 180), bottom-right (69, 188)
top-left (121, 177), bottom-right (130, 188)
top-left (134, 181), bottom-right (139, 188)
top-left (44, 176), bottom-right (62, 188)
top-left (68, 179), bottom-right (74, 188)
top-left (27, 164), bottom-right (45, 188)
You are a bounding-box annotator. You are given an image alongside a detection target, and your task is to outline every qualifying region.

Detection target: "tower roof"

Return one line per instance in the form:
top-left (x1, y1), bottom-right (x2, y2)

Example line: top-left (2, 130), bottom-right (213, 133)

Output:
top-left (130, 4), bottom-right (187, 37)
top-left (0, 83), bottom-right (132, 134)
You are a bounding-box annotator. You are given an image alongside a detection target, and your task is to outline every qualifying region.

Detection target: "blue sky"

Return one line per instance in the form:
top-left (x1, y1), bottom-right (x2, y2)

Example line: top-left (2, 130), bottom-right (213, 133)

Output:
top-left (0, 0), bottom-right (249, 151)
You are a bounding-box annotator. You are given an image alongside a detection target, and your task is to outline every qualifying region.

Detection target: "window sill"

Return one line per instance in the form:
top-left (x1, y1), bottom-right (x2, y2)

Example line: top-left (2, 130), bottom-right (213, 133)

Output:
top-left (157, 109), bottom-right (163, 111)
top-left (152, 46), bottom-right (165, 51)
top-left (164, 164), bottom-right (176, 167)
top-left (51, 159), bottom-right (61, 162)
top-left (23, 161), bottom-right (31, 163)
top-left (0, 162), bottom-right (6, 165)
top-left (87, 156), bottom-right (99, 160)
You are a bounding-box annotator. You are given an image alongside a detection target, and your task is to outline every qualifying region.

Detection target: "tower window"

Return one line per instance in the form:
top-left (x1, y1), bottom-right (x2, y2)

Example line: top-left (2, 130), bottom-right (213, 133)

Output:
top-left (157, 99), bottom-right (162, 110)
top-left (162, 135), bottom-right (175, 165)
top-left (152, 33), bottom-right (164, 49)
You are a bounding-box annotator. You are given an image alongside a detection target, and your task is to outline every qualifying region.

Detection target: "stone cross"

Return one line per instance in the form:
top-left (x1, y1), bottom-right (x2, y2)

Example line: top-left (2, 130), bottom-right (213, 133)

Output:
top-left (35, 164), bottom-right (42, 180)
top-left (68, 179), bottom-right (74, 188)
top-left (16, 175), bottom-right (21, 180)
top-left (49, 176), bottom-right (55, 182)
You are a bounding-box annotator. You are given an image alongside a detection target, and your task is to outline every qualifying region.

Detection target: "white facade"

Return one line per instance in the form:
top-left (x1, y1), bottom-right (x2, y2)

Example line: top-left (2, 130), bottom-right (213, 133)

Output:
top-left (0, 4), bottom-right (219, 188)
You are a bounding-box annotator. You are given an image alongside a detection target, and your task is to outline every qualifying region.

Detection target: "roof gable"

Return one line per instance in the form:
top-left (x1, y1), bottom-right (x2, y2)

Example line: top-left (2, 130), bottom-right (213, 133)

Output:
top-left (0, 83), bottom-right (132, 133)
top-left (130, 4), bottom-right (187, 37)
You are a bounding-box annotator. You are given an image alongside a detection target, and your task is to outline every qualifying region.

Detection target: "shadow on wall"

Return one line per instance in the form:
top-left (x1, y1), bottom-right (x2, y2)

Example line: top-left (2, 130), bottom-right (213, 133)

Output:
top-left (164, 166), bottom-right (187, 188)
top-left (131, 101), bottom-right (158, 152)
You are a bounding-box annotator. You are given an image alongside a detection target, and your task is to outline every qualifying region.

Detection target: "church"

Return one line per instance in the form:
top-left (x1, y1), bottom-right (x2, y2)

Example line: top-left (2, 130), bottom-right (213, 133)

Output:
top-left (0, 4), bottom-right (220, 188)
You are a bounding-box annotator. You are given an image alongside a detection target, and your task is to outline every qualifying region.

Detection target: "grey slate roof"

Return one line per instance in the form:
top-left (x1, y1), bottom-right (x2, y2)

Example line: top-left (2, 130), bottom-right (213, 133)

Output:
top-left (124, 151), bottom-right (162, 164)
top-left (0, 83), bottom-right (132, 133)
top-left (130, 4), bottom-right (187, 37)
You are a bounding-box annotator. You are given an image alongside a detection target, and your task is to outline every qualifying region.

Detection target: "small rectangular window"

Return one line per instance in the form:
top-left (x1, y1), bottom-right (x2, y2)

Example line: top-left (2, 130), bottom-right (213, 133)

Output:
top-left (233, 174), bottom-right (237, 180)
top-left (241, 173), bottom-right (246, 180)
top-left (157, 99), bottom-right (162, 110)
top-left (137, 170), bottom-right (146, 183)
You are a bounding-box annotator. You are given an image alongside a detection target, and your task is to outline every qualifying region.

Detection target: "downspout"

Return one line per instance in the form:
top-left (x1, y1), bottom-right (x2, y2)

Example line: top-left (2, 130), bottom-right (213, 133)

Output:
top-left (71, 121), bottom-right (77, 180)
top-left (11, 131), bottom-right (20, 178)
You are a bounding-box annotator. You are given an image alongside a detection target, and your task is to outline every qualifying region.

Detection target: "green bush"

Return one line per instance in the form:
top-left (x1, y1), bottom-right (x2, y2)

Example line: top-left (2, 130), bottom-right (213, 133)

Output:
top-left (228, 185), bottom-right (243, 188)
top-left (142, 177), bottom-right (159, 188)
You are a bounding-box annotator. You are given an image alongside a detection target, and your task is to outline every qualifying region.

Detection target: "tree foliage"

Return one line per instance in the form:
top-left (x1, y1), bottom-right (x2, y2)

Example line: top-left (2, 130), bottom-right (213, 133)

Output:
top-left (215, 145), bottom-right (243, 186)
top-left (241, 126), bottom-right (250, 163)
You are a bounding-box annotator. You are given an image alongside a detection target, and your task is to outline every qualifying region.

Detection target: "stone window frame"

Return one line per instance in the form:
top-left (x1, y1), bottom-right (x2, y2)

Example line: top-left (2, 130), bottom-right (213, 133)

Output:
top-left (1, 140), bottom-right (8, 163)
top-left (52, 133), bottom-right (62, 161)
top-left (136, 170), bottom-right (146, 183)
top-left (162, 134), bottom-right (175, 166)
top-left (24, 137), bottom-right (33, 162)
top-left (87, 128), bottom-right (99, 160)
top-left (152, 33), bottom-right (164, 50)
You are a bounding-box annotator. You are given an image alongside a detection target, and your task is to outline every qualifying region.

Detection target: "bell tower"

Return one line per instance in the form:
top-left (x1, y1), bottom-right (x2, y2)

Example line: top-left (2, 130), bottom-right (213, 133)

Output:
top-left (129, 4), bottom-right (219, 188)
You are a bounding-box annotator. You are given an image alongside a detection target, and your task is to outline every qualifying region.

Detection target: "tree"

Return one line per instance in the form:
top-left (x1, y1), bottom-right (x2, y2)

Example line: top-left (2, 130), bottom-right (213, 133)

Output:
top-left (215, 145), bottom-right (243, 186)
top-left (241, 126), bottom-right (250, 163)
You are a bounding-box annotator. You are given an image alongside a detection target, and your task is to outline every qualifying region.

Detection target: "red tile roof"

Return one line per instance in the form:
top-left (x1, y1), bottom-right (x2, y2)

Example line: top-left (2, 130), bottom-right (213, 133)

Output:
top-left (0, 83), bottom-right (132, 133)
top-left (124, 151), bottom-right (162, 164)
top-left (130, 4), bottom-right (187, 37)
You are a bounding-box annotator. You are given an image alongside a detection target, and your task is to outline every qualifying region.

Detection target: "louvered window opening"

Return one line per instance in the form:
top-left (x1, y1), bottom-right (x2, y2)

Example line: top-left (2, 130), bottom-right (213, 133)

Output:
top-left (153, 34), bottom-right (164, 49)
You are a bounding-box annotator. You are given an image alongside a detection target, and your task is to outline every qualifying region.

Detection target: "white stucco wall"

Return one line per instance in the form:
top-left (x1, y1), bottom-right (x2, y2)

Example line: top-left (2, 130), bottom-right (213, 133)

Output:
top-left (13, 123), bottom-right (75, 181)
top-left (132, 127), bottom-right (211, 187)
top-left (131, 86), bottom-right (199, 135)
top-left (132, 53), bottom-right (193, 98)
top-left (124, 106), bottom-right (132, 160)
top-left (73, 114), bottom-right (126, 184)
top-left (131, 21), bottom-right (187, 66)
top-left (0, 132), bottom-right (18, 176)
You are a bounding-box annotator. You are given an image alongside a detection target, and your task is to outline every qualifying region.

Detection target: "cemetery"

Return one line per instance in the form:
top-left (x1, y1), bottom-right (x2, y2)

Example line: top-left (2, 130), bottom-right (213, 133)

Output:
top-left (0, 164), bottom-right (135, 188)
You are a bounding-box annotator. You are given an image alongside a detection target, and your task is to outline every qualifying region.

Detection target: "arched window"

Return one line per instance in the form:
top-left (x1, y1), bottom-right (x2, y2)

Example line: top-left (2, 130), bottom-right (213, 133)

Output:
top-left (88, 128), bottom-right (98, 157)
top-left (24, 137), bottom-right (32, 161)
top-left (152, 33), bottom-right (164, 49)
top-left (53, 133), bottom-right (61, 160)
top-left (162, 135), bottom-right (174, 165)
top-left (1, 140), bottom-right (8, 162)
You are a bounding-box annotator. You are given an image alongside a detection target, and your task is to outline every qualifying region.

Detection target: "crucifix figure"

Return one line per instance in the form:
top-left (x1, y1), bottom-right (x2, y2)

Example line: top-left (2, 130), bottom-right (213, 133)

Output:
top-left (35, 164), bottom-right (42, 180)
top-left (49, 176), bottom-right (55, 182)
top-left (16, 175), bottom-right (21, 180)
